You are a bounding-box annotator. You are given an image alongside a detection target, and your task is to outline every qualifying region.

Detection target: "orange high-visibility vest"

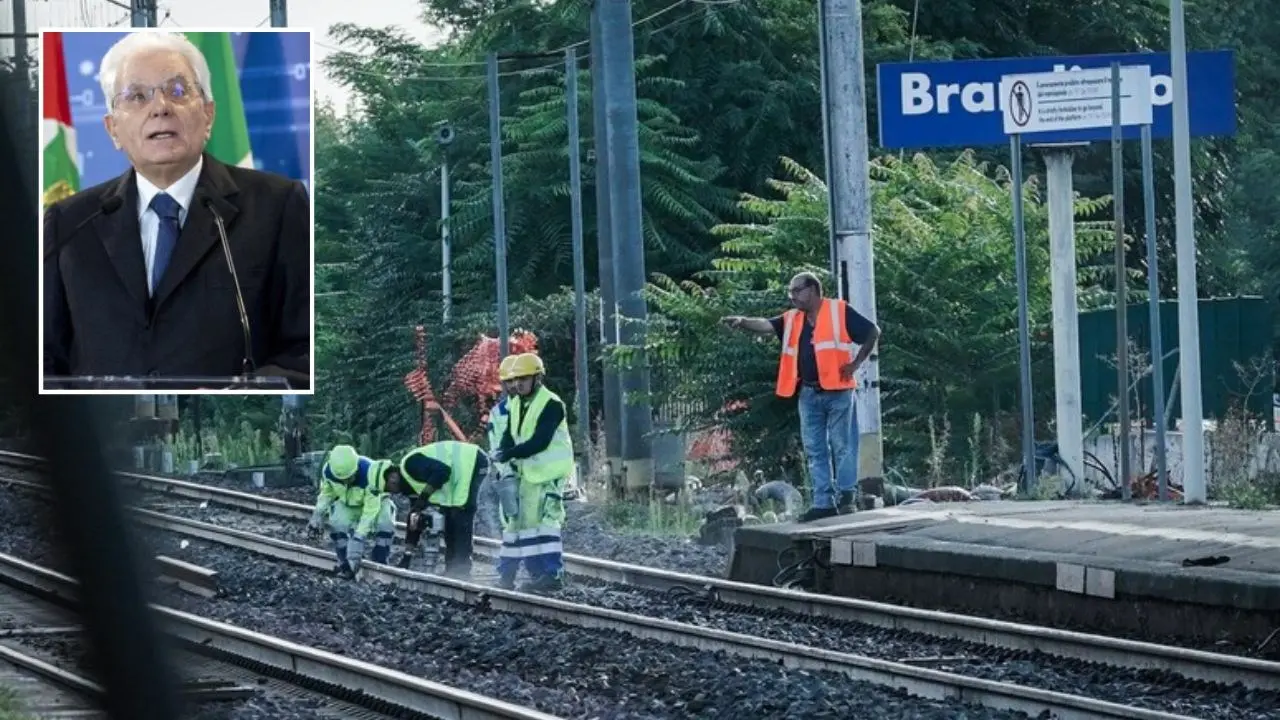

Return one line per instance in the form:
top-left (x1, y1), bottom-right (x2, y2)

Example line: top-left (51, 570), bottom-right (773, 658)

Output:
top-left (775, 298), bottom-right (857, 398)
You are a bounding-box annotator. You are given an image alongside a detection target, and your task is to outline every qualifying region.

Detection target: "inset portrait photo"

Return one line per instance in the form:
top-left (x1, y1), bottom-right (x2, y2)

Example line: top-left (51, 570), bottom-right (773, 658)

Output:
top-left (40, 28), bottom-right (315, 394)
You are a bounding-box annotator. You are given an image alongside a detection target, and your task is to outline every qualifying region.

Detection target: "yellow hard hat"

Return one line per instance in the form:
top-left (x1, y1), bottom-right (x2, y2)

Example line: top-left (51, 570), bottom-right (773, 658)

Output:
top-left (507, 352), bottom-right (544, 379)
top-left (328, 444), bottom-right (359, 480)
top-left (497, 354), bottom-right (519, 382)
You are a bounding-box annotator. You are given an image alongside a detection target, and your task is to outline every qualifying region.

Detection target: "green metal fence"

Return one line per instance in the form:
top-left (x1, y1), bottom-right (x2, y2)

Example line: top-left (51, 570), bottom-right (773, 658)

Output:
top-left (1078, 297), bottom-right (1275, 431)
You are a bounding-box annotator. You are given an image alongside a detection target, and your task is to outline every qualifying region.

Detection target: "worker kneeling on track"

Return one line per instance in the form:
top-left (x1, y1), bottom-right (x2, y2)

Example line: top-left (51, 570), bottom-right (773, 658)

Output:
top-left (385, 440), bottom-right (490, 578)
top-left (305, 444), bottom-right (397, 578)
top-left (490, 352), bottom-right (575, 593)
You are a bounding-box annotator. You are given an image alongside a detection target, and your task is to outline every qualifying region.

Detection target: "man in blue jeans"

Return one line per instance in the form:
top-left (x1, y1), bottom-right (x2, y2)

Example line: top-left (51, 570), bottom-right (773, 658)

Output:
top-left (722, 272), bottom-right (880, 521)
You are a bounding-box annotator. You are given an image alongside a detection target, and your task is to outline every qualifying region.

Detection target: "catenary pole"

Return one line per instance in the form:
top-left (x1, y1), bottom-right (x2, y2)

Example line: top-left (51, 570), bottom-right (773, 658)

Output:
top-left (487, 53), bottom-right (511, 356)
top-left (1169, 0), bottom-right (1206, 504)
top-left (818, 0), bottom-right (884, 494)
top-left (566, 47), bottom-right (591, 474)
top-left (269, 0), bottom-right (287, 26)
top-left (589, 3), bottom-right (623, 489)
top-left (597, 0), bottom-right (654, 493)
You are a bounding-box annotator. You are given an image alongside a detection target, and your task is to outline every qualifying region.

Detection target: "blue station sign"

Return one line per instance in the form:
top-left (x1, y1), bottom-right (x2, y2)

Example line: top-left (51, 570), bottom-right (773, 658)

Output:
top-left (875, 50), bottom-right (1236, 149)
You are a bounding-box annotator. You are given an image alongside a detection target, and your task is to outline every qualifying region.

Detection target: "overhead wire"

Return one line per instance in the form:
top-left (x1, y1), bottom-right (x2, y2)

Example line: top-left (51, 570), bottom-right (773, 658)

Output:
top-left (316, 0), bottom-right (740, 81)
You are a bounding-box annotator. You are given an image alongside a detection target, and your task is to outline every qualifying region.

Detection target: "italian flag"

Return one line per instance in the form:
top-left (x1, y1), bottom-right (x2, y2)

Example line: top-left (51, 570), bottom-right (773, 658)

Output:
top-left (184, 32), bottom-right (254, 168)
top-left (42, 31), bottom-right (79, 209)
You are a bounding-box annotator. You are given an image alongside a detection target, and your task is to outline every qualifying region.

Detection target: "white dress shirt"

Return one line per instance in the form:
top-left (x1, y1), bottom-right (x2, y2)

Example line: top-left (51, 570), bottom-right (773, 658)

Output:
top-left (136, 156), bottom-right (203, 295)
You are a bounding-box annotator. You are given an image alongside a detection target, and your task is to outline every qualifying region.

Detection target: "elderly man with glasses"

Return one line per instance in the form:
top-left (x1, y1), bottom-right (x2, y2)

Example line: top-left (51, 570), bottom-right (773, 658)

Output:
top-left (42, 30), bottom-right (310, 391)
top-left (722, 272), bottom-right (880, 521)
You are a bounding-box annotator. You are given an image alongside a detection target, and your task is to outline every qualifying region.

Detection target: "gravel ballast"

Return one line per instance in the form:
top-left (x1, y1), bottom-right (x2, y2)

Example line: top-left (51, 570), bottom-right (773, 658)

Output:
top-left (0, 491), bottom-right (1029, 720)
top-left (184, 472), bottom-right (732, 577)
top-left (0, 595), bottom-right (360, 720)
top-left (140, 500), bottom-right (1280, 720)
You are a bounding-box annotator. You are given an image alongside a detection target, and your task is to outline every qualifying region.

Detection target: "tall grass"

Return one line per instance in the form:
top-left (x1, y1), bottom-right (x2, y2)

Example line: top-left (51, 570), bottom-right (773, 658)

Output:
top-left (171, 420), bottom-right (284, 469)
top-left (0, 687), bottom-right (31, 720)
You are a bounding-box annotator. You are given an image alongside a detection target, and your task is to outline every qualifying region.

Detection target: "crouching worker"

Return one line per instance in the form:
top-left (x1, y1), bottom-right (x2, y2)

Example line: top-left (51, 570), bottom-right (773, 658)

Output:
top-left (490, 352), bottom-right (575, 593)
top-left (305, 444), bottom-right (396, 577)
top-left (340, 459), bottom-right (398, 578)
top-left (384, 440), bottom-right (490, 578)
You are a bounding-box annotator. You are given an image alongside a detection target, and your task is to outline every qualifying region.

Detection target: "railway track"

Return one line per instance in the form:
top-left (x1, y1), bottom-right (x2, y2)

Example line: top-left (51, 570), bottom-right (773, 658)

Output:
top-left (0, 617), bottom-right (381, 720)
top-left (0, 641), bottom-right (104, 719)
top-left (0, 520), bottom-right (561, 719)
top-left (0, 593), bottom-right (102, 720)
top-left (6, 452), bottom-right (1280, 718)
top-left (3, 451), bottom-right (1275, 692)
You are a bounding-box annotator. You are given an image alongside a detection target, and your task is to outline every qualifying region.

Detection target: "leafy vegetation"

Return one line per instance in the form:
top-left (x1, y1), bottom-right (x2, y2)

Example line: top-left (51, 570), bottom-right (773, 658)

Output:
top-left (625, 152), bottom-right (1118, 481)
top-left (5, 1), bottom-right (1268, 492)
top-left (0, 686), bottom-right (31, 720)
top-left (293, 0), bottom-right (1278, 486)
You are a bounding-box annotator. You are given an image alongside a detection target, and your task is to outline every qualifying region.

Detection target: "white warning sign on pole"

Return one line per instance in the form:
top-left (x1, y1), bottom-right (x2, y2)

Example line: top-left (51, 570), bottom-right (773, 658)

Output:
top-left (1000, 65), bottom-right (1153, 135)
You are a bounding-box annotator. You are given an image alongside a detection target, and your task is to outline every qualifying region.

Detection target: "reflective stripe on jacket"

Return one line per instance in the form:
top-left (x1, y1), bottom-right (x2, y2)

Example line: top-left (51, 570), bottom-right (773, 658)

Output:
top-left (486, 398), bottom-right (509, 451)
top-left (354, 461), bottom-right (394, 536)
top-left (775, 298), bottom-right (857, 398)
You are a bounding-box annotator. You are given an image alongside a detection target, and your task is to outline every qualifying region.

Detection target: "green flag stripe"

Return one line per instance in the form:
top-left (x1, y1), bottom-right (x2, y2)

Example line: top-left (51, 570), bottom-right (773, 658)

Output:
top-left (186, 32), bottom-right (254, 168)
top-left (43, 125), bottom-right (79, 206)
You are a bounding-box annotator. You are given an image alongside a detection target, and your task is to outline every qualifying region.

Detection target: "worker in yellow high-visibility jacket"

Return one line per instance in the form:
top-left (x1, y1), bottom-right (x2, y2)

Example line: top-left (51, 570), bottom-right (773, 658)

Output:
top-left (384, 440), bottom-right (489, 578)
top-left (489, 352), bottom-right (574, 592)
top-left (305, 445), bottom-right (396, 577)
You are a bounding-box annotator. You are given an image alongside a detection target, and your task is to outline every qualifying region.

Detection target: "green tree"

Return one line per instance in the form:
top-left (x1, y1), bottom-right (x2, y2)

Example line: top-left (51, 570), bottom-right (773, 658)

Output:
top-left (1192, 0), bottom-right (1280, 374)
top-left (626, 152), bottom-right (1115, 481)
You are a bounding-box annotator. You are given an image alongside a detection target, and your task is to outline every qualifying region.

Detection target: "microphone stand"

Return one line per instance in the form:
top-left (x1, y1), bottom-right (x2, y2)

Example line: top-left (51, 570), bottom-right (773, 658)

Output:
top-left (202, 195), bottom-right (255, 376)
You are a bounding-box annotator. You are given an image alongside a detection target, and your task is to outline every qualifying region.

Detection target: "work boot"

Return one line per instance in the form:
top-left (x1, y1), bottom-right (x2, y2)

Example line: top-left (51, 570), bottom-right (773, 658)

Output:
top-left (444, 561), bottom-right (473, 580)
top-left (520, 573), bottom-right (564, 593)
top-left (836, 491), bottom-right (856, 514)
top-left (798, 506), bottom-right (838, 523)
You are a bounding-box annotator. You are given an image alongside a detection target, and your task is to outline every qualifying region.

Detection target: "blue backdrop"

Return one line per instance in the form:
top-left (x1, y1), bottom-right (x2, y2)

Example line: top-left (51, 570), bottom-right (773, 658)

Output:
top-left (60, 31), bottom-right (312, 190)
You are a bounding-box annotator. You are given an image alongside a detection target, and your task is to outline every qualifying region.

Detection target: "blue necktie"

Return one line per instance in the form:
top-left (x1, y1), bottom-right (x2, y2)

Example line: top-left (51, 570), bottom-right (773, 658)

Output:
top-left (150, 192), bottom-right (181, 295)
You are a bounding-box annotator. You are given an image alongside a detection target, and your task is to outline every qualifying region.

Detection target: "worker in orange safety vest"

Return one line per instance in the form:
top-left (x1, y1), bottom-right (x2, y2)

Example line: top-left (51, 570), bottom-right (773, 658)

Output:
top-left (721, 271), bottom-right (880, 522)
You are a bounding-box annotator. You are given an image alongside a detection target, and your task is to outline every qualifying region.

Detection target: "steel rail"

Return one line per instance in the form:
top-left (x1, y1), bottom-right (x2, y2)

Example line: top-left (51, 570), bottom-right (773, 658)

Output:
top-left (0, 549), bottom-right (564, 720)
top-left (2, 450), bottom-right (1274, 693)
top-left (0, 642), bottom-right (102, 697)
top-left (91, 500), bottom-right (1210, 719)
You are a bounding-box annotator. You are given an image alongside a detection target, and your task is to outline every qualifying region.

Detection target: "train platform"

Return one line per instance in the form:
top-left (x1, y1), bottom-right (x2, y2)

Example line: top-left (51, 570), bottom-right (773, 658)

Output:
top-left (728, 500), bottom-right (1280, 648)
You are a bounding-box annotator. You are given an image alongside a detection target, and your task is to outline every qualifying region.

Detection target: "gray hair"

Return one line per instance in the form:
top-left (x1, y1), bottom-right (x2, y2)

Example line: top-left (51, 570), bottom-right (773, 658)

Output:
top-left (98, 31), bottom-right (214, 109)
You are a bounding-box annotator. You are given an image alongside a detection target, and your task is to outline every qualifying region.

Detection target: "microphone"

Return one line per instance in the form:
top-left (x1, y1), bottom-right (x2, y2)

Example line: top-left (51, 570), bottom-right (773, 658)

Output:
top-left (202, 194), bottom-right (256, 377)
top-left (44, 195), bottom-right (124, 261)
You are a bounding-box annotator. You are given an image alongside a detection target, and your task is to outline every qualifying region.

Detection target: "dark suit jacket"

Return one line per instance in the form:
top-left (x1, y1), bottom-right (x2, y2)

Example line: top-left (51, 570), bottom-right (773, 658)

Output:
top-left (43, 153), bottom-right (311, 390)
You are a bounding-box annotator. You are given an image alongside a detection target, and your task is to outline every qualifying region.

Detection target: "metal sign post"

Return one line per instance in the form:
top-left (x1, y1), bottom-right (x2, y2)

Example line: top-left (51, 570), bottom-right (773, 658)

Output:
top-left (881, 50), bottom-right (1232, 503)
top-left (999, 65), bottom-right (1152, 495)
top-left (1007, 131), bottom-right (1036, 495)
top-left (1109, 62), bottom-right (1131, 501)
top-left (1140, 123), bottom-right (1168, 501)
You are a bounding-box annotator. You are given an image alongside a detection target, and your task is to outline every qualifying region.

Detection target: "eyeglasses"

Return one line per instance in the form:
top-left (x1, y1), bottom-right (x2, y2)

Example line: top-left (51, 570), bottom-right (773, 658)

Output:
top-left (112, 77), bottom-right (204, 111)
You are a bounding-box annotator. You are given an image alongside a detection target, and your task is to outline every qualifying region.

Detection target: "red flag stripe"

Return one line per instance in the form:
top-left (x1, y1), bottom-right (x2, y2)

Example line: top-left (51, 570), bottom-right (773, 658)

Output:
top-left (42, 31), bottom-right (73, 126)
